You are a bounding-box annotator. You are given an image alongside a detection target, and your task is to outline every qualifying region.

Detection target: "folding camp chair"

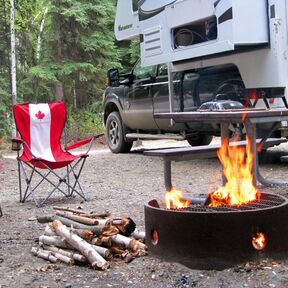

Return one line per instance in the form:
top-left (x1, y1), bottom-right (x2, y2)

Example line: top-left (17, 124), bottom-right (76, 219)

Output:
top-left (12, 102), bottom-right (101, 207)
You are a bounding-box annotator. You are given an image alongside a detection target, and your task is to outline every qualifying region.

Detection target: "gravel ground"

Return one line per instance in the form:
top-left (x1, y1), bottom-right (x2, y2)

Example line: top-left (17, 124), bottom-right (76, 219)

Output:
top-left (1, 138), bottom-right (288, 288)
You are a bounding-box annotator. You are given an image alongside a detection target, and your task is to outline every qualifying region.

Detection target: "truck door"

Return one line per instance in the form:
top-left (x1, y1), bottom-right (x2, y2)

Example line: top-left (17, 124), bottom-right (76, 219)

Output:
top-left (123, 62), bottom-right (158, 130)
top-left (153, 63), bottom-right (184, 130)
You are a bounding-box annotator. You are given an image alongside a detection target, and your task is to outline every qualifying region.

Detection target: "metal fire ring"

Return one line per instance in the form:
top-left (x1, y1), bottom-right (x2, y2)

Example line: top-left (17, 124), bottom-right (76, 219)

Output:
top-left (145, 193), bottom-right (288, 270)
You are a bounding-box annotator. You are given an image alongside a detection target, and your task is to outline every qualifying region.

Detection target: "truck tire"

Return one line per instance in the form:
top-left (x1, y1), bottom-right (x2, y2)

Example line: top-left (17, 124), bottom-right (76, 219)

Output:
top-left (106, 111), bottom-right (133, 153)
top-left (186, 134), bottom-right (213, 146)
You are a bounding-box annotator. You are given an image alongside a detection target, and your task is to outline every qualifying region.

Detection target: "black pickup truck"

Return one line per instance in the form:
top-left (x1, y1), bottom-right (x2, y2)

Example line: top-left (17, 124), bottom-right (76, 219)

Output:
top-left (103, 61), bottom-right (279, 153)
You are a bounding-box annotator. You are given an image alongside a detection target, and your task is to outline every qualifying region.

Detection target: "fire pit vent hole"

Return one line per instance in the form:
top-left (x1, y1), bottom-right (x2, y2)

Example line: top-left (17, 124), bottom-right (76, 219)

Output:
top-left (151, 229), bottom-right (159, 245)
top-left (252, 232), bottom-right (267, 251)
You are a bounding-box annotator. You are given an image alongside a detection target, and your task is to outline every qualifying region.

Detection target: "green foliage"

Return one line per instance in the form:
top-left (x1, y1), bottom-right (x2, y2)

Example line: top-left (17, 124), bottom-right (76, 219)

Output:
top-left (65, 102), bottom-right (104, 142)
top-left (0, 0), bottom-right (142, 140)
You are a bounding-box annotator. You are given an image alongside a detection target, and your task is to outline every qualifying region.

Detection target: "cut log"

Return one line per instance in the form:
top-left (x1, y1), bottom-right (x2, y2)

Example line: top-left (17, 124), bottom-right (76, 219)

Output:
top-left (44, 225), bottom-right (56, 236)
top-left (131, 229), bottom-right (146, 242)
top-left (112, 217), bottom-right (136, 236)
top-left (53, 206), bottom-right (111, 218)
top-left (70, 227), bottom-right (94, 241)
top-left (50, 251), bottom-right (74, 265)
top-left (45, 224), bottom-right (93, 241)
top-left (111, 234), bottom-right (147, 253)
top-left (42, 244), bottom-right (86, 263)
top-left (101, 225), bottom-right (119, 236)
top-left (39, 235), bottom-right (72, 249)
top-left (31, 247), bottom-right (58, 263)
top-left (91, 236), bottom-right (112, 248)
top-left (37, 215), bottom-right (103, 234)
top-left (91, 245), bottom-right (113, 260)
top-left (55, 211), bottom-right (99, 225)
top-left (51, 220), bottom-right (109, 270)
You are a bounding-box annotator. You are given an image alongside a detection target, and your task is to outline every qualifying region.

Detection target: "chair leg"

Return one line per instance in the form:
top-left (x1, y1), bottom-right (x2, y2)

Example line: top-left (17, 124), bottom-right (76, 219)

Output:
top-left (68, 158), bottom-right (88, 200)
top-left (0, 205), bottom-right (2, 217)
top-left (17, 157), bottom-right (88, 206)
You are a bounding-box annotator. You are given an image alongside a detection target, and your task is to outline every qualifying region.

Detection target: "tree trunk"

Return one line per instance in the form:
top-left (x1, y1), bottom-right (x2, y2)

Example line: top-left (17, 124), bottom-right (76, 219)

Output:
top-left (53, 0), bottom-right (64, 101)
top-left (10, 0), bottom-right (16, 137)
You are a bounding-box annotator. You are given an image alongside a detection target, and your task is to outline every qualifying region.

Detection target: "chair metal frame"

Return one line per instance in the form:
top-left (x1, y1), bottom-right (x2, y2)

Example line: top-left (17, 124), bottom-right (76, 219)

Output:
top-left (12, 102), bottom-right (102, 207)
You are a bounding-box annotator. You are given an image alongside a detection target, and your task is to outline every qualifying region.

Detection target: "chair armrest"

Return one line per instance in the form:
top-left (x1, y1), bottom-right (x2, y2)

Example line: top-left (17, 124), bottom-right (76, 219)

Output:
top-left (66, 133), bottom-right (104, 152)
top-left (11, 137), bottom-right (23, 151)
top-left (11, 137), bottom-right (23, 143)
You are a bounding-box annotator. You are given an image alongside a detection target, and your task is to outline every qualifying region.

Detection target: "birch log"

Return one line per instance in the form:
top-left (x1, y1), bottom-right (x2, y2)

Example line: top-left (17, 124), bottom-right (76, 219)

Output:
top-left (39, 235), bottom-right (72, 249)
top-left (42, 245), bottom-right (83, 264)
top-left (111, 234), bottom-right (147, 252)
top-left (55, 211), bottom-right (99, 225)
top-left (37, 215), bottom-right (103, 234)
top-left (31, 247), bottom-right (58, 263)
top-left (51, 220), bottom-right (109, 270)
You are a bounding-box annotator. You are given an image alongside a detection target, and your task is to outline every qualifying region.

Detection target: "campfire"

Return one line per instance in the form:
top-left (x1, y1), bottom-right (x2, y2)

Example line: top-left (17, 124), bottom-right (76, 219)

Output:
top-left (145, 134), bottom-right (288, 269)
top-left (164, 136), bottom-right (260, 209)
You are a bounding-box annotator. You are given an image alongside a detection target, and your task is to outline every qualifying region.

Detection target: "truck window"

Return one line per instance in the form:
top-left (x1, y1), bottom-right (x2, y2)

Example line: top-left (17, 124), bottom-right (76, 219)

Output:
top-left (132, 0), bottom-right (138, 12)
top-left (157, 64), bottom-right (168, 76)
top-left (134, 62), bottom-right (156, 80)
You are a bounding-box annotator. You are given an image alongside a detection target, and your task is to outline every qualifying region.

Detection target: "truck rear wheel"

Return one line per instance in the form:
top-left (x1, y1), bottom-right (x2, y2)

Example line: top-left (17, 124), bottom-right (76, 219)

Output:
top-left (186, 134), bottom-right (213, 146)
top-left (106, 111), bottom-right (133, 153)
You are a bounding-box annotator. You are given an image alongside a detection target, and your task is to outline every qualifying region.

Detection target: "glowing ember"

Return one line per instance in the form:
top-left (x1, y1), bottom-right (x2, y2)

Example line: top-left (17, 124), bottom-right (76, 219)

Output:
top-left (209, 136), bottom-right (260, 206)
top-left (252, 232), bottom-right (267, 250)
top-left (164, 187), bottom-right (191, 209)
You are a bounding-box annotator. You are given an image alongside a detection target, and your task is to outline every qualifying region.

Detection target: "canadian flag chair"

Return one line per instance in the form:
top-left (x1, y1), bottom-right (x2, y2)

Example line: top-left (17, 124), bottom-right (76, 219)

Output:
top-left (12, 102), bottom-right (101, 207)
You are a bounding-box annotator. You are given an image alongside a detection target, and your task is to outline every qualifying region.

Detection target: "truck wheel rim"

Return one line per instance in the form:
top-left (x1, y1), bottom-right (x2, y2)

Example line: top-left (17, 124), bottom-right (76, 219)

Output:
top-left (109, 120), bottom-right (119, 146)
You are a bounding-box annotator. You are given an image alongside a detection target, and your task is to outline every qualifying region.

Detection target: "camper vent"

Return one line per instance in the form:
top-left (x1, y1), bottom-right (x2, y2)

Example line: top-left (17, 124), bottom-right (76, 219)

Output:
top-left (143, 26), bottom-right (162, 57)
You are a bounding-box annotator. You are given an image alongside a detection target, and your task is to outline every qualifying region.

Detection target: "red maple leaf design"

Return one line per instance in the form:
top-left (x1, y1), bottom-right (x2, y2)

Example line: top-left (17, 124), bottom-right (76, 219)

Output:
top-left (35, 110), bottom-right (45, 120)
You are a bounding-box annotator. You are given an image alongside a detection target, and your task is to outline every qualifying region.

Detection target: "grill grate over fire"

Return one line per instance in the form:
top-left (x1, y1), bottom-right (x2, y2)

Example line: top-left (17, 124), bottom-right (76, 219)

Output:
top-left (170, 193), bottom-right (285, 213)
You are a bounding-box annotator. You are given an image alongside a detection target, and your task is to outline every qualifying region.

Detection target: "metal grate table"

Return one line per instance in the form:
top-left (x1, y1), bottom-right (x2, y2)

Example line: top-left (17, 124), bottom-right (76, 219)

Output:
top-left (154, 108), bottom-right (288, 186)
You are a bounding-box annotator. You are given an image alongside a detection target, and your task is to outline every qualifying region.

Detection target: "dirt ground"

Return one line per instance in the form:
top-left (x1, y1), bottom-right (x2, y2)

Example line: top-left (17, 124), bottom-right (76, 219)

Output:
top-left (1, 138), bottom-right (288, 288)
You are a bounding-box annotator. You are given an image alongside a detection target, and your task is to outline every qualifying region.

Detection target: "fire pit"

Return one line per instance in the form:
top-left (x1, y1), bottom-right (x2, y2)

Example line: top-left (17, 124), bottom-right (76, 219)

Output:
top-left (145, 193), bottom-right (288, 270)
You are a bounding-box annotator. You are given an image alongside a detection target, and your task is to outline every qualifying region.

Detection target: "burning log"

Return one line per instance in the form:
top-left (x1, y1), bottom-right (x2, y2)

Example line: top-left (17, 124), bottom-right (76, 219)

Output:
top-left (41, 244), bottom-right (86, 263)
top-left (51, 220), bottom-right (109, 270)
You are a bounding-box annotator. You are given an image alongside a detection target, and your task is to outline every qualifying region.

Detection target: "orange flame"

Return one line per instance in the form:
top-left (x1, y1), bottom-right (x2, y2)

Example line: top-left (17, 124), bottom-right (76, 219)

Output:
top-left (209, 136), bottom-right (259, 206)
top-left (252, 232), bottom-right (267, 250)
top-left (164, 187), bottom-right (191, 209)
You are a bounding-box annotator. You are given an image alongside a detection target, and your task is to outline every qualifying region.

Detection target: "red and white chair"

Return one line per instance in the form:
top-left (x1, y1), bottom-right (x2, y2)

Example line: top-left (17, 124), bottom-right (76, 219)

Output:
top-left (12, 102), bottom-right (102, 207)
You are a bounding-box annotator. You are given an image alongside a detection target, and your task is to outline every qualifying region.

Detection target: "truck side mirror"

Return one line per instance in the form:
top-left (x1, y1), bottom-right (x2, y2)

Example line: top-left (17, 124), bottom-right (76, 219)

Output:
top-left (107, 68), bottom-right (120, 87)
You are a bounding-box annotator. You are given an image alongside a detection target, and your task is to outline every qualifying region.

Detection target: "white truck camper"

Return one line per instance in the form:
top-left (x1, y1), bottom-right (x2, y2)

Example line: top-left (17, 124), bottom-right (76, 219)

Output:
top-left (115, 0), bottom-right (288, 107)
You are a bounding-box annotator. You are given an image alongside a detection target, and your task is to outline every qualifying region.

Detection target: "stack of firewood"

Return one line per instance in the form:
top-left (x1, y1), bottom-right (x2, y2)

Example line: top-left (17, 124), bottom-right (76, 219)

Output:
top-left (32, 207), bottom-right (146, 270)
